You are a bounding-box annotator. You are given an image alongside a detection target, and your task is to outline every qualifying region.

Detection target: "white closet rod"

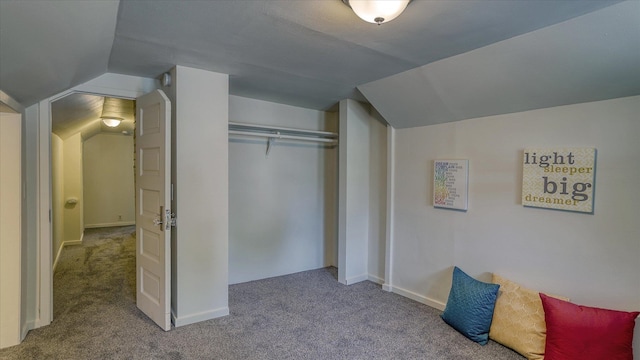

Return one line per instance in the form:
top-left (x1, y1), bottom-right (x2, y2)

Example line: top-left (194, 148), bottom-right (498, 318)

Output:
top-left (228, 121), bottom-right (338, 156)
top-left (229, 121), bottom-right (338, 139)
top-left (229, 130), bottom-right (337, 144)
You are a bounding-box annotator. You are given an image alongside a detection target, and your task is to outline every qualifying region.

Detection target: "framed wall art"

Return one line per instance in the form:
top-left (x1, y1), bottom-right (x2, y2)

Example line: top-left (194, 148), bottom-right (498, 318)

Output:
top-left (433, 160), bottom-right (468, 211)
top-left (522, 147), bottom-right (596, 213)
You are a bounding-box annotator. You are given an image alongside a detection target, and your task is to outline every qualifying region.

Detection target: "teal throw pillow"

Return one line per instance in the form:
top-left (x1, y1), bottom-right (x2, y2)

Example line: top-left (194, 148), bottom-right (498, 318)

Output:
top-left (441, 266), bottom-right (500, 345)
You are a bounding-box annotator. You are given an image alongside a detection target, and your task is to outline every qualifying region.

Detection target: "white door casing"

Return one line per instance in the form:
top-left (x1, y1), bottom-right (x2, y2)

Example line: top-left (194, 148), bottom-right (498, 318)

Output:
top-left (35, 75), bottom-right (157, 330)
top-left (135, 89), bottom-right (172, 331)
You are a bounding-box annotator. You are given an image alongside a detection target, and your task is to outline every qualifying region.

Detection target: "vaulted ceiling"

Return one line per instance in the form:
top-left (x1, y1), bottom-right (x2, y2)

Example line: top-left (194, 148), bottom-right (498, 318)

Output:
top-left (1, 0), bottom-right (638, 129)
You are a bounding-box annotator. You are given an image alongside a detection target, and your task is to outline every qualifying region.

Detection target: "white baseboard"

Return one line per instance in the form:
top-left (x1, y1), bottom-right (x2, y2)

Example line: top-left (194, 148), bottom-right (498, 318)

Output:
top-left (387, 285), bottom-right (446, 311)
top-left (85, 221), bottom-right (135, 229)
top-left (53, 245), bottom-right (64, 272)
top-left (33, 316), bottom-right (50, 330)
top-left (345, 273), bottom-right (369, 285)
top-left (21, 320), bottom-right (35, 341)
top-left (65, 239), bottom-right (83, 246)
top-left (52, 234), bottom-right (83, 271)
top-left (367, 274), bottom-right (384, 285)
top-left (172, 306), bottom-right (230, 328)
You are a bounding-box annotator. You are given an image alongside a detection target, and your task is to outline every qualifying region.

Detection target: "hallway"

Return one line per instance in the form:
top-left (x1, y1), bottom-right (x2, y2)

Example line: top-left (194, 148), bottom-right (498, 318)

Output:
top-left (53, 226), bottom-right (137, 319)
top-left (0, 226), bottom-right (155, 359)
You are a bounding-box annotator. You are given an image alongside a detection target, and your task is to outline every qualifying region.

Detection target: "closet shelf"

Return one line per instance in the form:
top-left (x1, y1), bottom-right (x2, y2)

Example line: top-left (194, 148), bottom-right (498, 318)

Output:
top-left (229, 121), bottom-right (338, 156)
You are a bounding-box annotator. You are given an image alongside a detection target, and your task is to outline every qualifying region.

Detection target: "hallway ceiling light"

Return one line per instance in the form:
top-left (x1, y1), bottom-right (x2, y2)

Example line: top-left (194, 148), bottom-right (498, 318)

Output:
top-left (100, 97), bottom-right (124, 127)
top-left (343, 0), bottom-right (410, 25)
top-left (102, 118), bottom-right (122, 127)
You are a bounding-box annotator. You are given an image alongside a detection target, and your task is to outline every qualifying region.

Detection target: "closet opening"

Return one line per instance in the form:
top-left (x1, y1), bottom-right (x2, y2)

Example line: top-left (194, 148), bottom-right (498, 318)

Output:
top-left (227, 98), bottom-right (339, 285)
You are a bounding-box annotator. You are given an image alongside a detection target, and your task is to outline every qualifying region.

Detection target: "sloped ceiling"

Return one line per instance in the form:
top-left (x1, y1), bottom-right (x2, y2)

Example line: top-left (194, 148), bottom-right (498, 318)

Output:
top-left (358, 1), bottom-right (640, 128)
top-left (0, 0), bottom-right (636, 130)
top-left (0, 1), bottom-right (118, 106)
top-left (51, 94), bottom-right (134, 140)
top-left (106, 0), bottom-right (621, 111)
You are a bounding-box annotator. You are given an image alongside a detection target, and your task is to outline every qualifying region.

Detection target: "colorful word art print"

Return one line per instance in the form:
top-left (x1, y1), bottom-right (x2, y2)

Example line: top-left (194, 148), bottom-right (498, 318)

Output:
top-left (522, 147), bottom-right (596, 213)
top-left (433, 160), bottom-right (468, 211)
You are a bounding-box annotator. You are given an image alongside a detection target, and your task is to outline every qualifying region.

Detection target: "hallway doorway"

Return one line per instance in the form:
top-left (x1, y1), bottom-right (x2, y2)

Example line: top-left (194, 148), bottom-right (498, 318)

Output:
top-left (50, 93), bottom-right (136, 320)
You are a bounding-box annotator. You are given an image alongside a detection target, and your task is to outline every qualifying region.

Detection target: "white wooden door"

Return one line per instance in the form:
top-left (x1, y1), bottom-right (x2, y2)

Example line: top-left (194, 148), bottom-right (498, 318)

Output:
top-left (135, 89), bottom-right (172, 331)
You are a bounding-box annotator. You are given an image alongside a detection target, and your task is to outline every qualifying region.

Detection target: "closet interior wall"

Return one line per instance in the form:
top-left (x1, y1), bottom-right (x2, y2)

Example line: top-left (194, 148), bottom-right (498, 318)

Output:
top-left (228, 95), bottom-right (338, 284)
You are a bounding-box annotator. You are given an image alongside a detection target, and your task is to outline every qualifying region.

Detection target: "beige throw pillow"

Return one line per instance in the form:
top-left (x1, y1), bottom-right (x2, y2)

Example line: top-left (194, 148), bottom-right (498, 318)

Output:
top-left (489, 274), bottom-right (568, 360)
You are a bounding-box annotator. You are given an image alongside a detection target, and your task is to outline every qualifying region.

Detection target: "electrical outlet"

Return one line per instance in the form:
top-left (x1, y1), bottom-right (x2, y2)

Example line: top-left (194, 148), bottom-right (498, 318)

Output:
top-left (118, 215), bottom-right (122, 221)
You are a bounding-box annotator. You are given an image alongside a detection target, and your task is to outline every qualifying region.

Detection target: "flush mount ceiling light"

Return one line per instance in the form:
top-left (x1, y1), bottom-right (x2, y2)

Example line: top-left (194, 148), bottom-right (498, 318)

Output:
top-left (343, 0), bottom-right (410, 25)
top-left (102, 118), bottom-right (122, 127)
top-left (100, 97), bottom-right (123, 127)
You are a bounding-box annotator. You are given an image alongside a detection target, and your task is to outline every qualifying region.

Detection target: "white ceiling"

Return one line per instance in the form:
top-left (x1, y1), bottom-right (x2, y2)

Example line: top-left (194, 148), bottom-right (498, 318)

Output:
top-left (1, 0), bottom-right (637, 130)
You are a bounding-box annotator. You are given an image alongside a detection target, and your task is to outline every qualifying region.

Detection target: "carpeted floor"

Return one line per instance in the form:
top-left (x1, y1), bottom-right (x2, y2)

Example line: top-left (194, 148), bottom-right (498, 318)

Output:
top-left (1, 226), bottom-right (524, 360)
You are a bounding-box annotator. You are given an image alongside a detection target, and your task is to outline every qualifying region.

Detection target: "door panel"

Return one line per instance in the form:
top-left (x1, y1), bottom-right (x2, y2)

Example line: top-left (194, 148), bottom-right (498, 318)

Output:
top-left (135, 89), bottom-right (171, 331)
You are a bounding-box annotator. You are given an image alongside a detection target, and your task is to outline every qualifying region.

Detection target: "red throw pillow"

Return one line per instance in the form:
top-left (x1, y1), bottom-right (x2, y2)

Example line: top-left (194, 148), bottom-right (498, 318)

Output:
top-left (540, 293), bottom-right (639, 360)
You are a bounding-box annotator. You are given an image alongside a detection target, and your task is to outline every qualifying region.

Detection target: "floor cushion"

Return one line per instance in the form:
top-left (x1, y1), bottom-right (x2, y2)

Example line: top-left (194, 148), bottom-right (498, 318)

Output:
top-left (540, 293), bottom-right (639, 360)
top-left (441, 266), bottom-right (500, 345)
top-left (489, 274), bottom-right (568, 360)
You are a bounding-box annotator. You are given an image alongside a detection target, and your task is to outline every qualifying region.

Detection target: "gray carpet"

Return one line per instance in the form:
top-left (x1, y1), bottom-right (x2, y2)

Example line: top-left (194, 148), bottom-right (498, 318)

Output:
top-left (1, 226), bottom-right (524, 360)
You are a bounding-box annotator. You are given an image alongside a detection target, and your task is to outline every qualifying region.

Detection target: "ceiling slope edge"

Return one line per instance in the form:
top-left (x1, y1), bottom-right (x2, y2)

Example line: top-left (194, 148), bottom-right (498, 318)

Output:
top-left (358, 1), bottom-right (640, 129)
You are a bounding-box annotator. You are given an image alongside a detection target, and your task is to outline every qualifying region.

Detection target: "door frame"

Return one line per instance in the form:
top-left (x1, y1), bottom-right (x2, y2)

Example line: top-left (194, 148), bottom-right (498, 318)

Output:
top-left (36, 74), bottom-right (157, 328)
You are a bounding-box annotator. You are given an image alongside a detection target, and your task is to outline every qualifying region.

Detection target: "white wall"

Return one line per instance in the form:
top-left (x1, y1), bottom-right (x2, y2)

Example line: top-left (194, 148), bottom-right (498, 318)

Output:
top-left (338, 99), bottom-right (370, 285)
top-left (83, 133), bottom-right (134, 228)
top-left (165, 66), bottom-right (229, 327)
top-left (0, 112), bottom-right (22, 348)
top-left (62, 133), bottom-right (83, 243)
top-left (51, 134), bottom-right (64, 267)
top-left (51, 132), bottom-right (84, 269)
top-left (368, 108), bottom-right (387, 283)
top-left (21, 104), bottom-right (38, 337)
top-left (338, 99), bottom-right (387, 285)
top-left (228, 95), bottom-right (338, 284)
top-left (388, 95), bottom-right (640, 352)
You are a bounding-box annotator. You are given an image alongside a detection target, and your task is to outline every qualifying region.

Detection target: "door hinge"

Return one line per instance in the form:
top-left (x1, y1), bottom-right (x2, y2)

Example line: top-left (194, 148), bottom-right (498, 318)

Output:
top-left (155, 207), bottom-right (176, 230)
top-left (154, 206), bottom-right (165, 230)
top-left (166, 208), bottom-right (176, 230)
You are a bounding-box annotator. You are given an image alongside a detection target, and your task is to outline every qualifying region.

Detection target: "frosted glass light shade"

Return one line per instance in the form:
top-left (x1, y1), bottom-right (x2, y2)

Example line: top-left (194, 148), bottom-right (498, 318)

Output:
top-left (100, 97), bottom-right (124, 127)
top-left (348, 0), bottom-right (410, 24)
top-left (102, 118), bottom-right (122, 127)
